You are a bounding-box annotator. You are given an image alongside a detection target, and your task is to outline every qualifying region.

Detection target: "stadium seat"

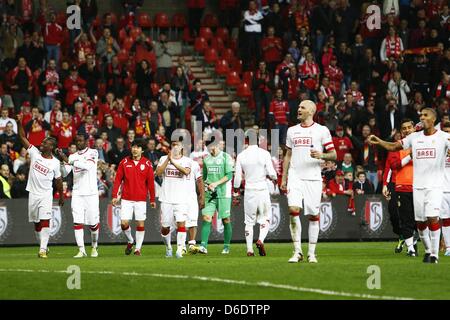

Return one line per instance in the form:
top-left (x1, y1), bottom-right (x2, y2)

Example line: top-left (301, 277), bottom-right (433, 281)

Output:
top-left (194, 37), bottom-right (208, 54)
top-left (137, 13), bottom-right (152, 29)
top-left (236, 82), bottom-right (252, 99)
top-left (242, 71), bottom-right (254, 86)
top-left (154, 13), bottom-right (171, 39)
top-left (226, 71), bottom-right (241, 88)
top-left (182, 27), bottom-right (194, 43)
top-left (123, 37), bottom-right (135, 51)
top-left (214, 59), bottom-right (230, 77)
top-left (172, 13), bottom-right (187, 40)
top-left (230, 58), bottom-right (243, 74)
top-left (221, 48), bottom-right (235, 62)
top-left (117, 49), bottom-right (129, 64)
top-left (215, 27), bottom-right (230, 43)
top-left (199, 27), bottom-right (213, 41)
top-left (210, 37), bottom-right (224, 51)
top-left (204, 48), bottom-right (219, 64)
top-left (201, 13), bottom-right (219, 28)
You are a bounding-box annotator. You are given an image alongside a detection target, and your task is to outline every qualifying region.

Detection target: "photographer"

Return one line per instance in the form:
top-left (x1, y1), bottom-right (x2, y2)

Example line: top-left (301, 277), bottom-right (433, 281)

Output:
top-left (154, 33), bottom-right (175, 85)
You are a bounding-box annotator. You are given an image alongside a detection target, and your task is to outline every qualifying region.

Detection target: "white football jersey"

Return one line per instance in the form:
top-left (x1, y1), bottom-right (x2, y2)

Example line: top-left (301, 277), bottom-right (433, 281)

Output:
top-left (157, 155), bottom-right (192, 204)
top-left (286, 122), bottom-right (335, 181)
top-left (66, 148), bottom-right (99, 196)
top-left (26, 145), bottom-right (61, 196)
top-left (186, 160), bottom-right (202, 201)
top-left (443, 152), bottom-right (450, 192)
top-left (234, 145), bottom-right (277, 190)
top-left (401, 130), bottom-right (450, 189)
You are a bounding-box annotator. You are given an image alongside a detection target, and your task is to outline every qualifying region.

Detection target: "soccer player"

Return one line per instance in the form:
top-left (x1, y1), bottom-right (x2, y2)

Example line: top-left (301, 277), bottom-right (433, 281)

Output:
top-left (441, 121), bottom-right (450, 256)
top-left (155, 140), bottom-right (192, 258)
top-left (17, 114), bottom-right (64, 259)
top-left (281, 100), bottom-right (337, 263)
top-left (57, 134), bottom-right (100, 258)
top-left (185, 157), bottom-right (205, 254)
top-left (233, 135), bottom-right (277, 256)
top-left (369, 108), bottom-right (450, 263)
top-left (112, 139), bottom-right (156, 256)
top-left (200, 142), bottom-right (234, 254)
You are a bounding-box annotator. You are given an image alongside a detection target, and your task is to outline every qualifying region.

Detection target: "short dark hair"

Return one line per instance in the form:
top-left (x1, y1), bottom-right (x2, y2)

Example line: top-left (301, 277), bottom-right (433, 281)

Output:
top-left (442, 121), bottom-right (450, 129)
top-left (400, 118), bottom-right (414, 127)
top-left (131, 138), bottom-right (146, 150)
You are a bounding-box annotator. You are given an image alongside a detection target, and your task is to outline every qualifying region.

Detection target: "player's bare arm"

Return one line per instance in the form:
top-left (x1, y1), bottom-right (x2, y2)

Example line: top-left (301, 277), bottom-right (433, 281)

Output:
top-left (281, 148), bottom-right (292, 191)
top-left (55, 177), bottom-right (64, 207)
top-left (56, 148), bottom-right (69, 163)
top-left (155, 156), bottom-right (170, 176)
top-left (310, 149), bottom-right (337, 161)
top-left (16, 114), bottom-right (30, 149)
top-left (170, 159), bottom-right (191, 176)
top-left (208, 175), bottom-right (230, 191)
top-left (196, 177), bottom-right (205, 209)
top-left (368, 135), bottom-right (403, 151)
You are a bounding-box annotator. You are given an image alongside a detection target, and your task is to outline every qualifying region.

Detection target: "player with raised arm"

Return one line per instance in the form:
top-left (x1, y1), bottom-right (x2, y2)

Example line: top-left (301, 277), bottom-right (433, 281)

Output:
top-left (199, 142), bottom-right (234, 255)
top-left (17, 114), bottom-right (64, 259)
top-left (112, 139), bottom-right (156, 256)
top-left (281, 100), bottom-right (337, 263)
top-left (233, 134), bottom-right (278, 256)
top-left (369, 108), bottom-right (450, 263)
top-left (440, 121), bottom-right (450, 256)
top-left (155, 140), bottom-right (192, 259)
top-left (57, 133), bottom-right (100, 258)
top-left (185, 157), bottom-right (205, 254)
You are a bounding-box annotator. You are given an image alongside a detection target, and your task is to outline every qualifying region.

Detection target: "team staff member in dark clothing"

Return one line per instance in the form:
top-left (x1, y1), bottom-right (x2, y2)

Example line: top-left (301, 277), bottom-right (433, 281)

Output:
top-left (384, 119), bottom-right (417, 257)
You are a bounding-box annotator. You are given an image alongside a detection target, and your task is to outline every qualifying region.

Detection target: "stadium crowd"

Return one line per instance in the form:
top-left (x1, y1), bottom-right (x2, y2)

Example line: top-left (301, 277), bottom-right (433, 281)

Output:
top-left (0, 0), bottom-right (449, 207)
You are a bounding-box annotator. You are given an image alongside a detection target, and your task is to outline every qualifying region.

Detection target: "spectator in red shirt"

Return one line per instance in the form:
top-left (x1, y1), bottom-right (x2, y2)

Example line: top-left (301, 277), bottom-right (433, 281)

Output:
top-left (112, 98), bottom-right (132, 136)
top-left (252, 61), bottom-right (272, 128)
top-left (64, 65), bottom-right (87, 108)
top-left (24, 107), bottom-right (51, 147)
top-left (269, 88), bottom-right (289, 147)
top-left (327, 170), bottom-right (353, 198)
top-left (42, 12), bottom-right (64, 67)
top-left (332, 125), bottom-right (354, 162)
top-left (261, 26), bottom-right (283, 75)
top-left (324, 55), bottom-right (344, 95)
top-left (53, 111), bottom-right (76, 151)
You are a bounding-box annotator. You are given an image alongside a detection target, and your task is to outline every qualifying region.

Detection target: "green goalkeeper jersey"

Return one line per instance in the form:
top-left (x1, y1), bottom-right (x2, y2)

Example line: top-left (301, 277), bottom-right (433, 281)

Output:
top-left (203, 151), bottom-right (234, 198)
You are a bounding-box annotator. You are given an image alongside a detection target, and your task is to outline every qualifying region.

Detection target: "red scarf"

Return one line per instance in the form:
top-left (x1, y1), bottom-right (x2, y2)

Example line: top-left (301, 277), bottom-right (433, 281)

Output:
top-left (301, 61), bottom-right (319, 90)
top-left (436, 82), bottom-right (450, 99)
top-left (385, 36), bottom-right (401, 59)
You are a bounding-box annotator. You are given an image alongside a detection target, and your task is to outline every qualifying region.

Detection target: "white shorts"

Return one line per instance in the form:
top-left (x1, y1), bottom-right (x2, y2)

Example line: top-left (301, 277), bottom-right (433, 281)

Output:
top-left (72, 194), bottom-right (100, 226)
top-left (186, 199), bottom-right (199, 228)
top-left (287, 180), bottom-right (322, 216)
top-left (413, 188), bottom-right (443, 222)
top-left (160, 202), bottom-right (188, 228)
top-left (244, 189), bottom-right (271, 226)
top-left (120, 199), bottom-right (147, 221)
top-left (441, 192), bottom-right (450, 219)
top-left (28, 193), bottom-right (52, 223)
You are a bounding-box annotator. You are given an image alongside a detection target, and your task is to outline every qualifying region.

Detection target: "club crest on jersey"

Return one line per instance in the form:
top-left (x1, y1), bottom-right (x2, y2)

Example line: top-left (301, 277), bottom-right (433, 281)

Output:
top-left (293, 136), bottom-right (312, 147)
top-left (50, 206), bottom-right (62, 237)
top-left (416, 148), bottom-right (436, 159)
top-left (365, 201), bottom-right (383, 232)
top-left (140, 164), bottom-right (145, 171)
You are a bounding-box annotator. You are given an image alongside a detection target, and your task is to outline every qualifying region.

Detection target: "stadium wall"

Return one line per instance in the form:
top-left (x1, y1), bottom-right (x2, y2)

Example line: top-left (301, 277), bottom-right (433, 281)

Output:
top-left (0, 195), bottom-right (395, 246)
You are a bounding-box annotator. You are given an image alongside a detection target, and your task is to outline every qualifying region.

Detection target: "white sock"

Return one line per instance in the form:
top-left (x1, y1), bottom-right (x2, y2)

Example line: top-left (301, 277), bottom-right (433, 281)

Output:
top-left (74, 227), bottom-right (85, 252)
top-left (188, 240), bottom-right (196, 245)
top-left (136, 230), bottom-right (145, 250)
top-left (289, 215), bottom-right (302, 253)
top-left (405, 236), bottom-right (415, 252)
top-left (429, 223), bottom-right (441, 258)
top-left (34, 231), bottom-right (41, 244)
top-left (177, 230), bottom-right (186, 252)
top-left (90, 228), bottom-right (99, 249)
top-left (123, 226), bottom-right (134, 244)
top-left (162, 232), bottom-right (172, 249)
top-left (245, 224), bottom-right (254, 253)
top-left (40, 227), bottom-right (50, 252)
top-left (308, 220), bottom-right (319, 256)
top-left (443, 225), bottom-right (450, 250)
top-left (418, 227), bottom-right (431, 254)
top-left (258, 220), bottom-right (270, 243)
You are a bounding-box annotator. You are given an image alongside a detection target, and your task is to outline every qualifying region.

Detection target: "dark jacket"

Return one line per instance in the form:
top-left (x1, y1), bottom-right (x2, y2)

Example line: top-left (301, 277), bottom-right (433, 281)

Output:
top-left (219, 111), bottom-right (245, 131)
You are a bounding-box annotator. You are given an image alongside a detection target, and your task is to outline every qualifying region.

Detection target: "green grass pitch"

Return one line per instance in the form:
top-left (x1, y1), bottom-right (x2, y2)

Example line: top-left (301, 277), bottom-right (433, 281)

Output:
top-left (0, 242), bottom-right (448, 300)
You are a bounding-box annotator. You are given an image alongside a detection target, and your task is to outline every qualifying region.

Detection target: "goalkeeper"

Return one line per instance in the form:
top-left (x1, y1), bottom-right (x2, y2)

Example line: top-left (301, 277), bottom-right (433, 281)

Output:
top-left (199, 142), bottom-right (234, 254)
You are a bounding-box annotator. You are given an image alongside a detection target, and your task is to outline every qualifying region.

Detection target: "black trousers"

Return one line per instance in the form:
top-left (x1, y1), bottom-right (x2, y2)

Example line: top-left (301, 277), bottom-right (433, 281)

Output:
top-left (397, 191), bottom-right (416, 239)
top-left (387, 183), bottom-right (401, 237)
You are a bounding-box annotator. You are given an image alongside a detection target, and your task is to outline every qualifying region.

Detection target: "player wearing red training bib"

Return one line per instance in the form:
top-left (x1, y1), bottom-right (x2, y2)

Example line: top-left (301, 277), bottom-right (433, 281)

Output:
top-left (281, 100), bottom-right (337, 264)
top-left (369, 108), bottom-right (450, 263)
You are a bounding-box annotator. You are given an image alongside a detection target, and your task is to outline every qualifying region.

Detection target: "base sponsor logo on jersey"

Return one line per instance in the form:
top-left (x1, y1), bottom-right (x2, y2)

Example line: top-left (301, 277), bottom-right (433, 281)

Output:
top-left (0, 207), bottom-right (8, 238)
top-left (50, 206), bottom-right (62, 237)
top-left (365, 201), bottom-right (383, 233)
top-left (292, 136), bottom-right (312, 147)
top-left (416, 148), bottom-right (436, 159)
top-left (107, 204), bottom-right (122, 236)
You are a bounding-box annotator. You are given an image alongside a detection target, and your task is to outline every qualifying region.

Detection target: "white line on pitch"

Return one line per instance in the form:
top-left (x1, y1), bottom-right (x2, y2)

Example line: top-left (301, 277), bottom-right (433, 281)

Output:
top-left (0, 268), bottom-right (416, 300)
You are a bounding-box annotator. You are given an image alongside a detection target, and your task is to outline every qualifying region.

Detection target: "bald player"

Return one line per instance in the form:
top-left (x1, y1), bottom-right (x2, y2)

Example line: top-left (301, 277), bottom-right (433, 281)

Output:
top-left (369, 108), bottom-right (450, 264)
top-left (281, 100), bottom-right (337, 263)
